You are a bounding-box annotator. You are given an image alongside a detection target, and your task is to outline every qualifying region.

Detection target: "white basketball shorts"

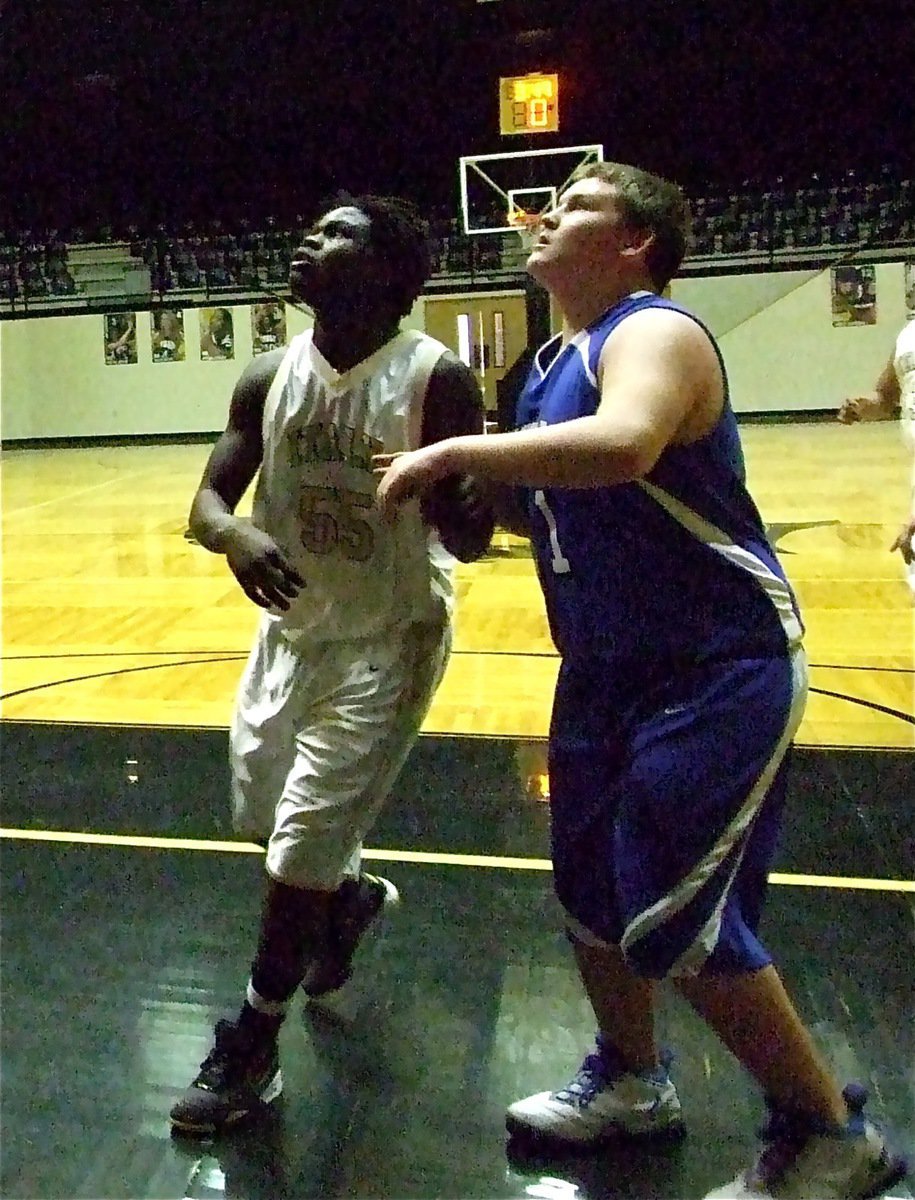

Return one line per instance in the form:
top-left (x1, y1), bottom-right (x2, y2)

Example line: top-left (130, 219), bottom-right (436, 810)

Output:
top-left (230, 610), bottom-right (451, 888)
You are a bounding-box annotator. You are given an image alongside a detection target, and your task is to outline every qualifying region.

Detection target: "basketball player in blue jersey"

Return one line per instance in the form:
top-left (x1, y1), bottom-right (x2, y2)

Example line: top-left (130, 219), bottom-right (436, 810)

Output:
top-left (169, 194), bottom-right (493, 1135)
top-left (376, 164), bottom-right (908, 1199)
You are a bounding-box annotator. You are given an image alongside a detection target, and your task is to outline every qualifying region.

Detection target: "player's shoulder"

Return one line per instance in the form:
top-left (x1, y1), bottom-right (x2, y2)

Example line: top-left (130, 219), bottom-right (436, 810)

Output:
top-left (429, 345), bottom-right (471, 378)
top-left (619, 299), bottom-right (707, 339)
top-left (243, 344), bottom-right (292, 390)
top-left (395, 330), bottom-right (477, 392)
top-left (603, 300), bottom-right (716, 366)
top-left (426, 346), bottom-right (481, 405)
top-left (399, 329), bottom-right (454, 369)
top-left (407, 329), bottom-right (450, 353)
top-left (228, 346), bottom-right (288, 427)
top-left (896, 317), bottom-right (915, 347)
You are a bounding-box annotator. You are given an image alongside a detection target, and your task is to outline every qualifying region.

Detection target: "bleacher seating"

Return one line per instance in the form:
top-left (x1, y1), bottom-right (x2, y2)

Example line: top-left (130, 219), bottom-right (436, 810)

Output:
top-left (1, 170), bottom-right (912, 313)
top-left (66, 243), bottom-right (151, 298)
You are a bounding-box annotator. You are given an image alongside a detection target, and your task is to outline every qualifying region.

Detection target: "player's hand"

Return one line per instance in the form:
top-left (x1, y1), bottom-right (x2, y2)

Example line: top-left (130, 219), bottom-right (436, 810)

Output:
top-left (837, 394), bottom-right (883, 423)
top-left (222, 519), bottom-right (305, 610)
top-left (420, 473), bottom-right (495, 562)
top-left (373, 444), bottom-right (453, 519)
top-left (890, 515), bottom-right (915, 565)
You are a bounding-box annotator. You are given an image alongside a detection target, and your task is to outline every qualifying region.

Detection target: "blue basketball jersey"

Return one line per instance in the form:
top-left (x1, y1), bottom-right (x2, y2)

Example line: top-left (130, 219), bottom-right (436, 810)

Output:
top-left (515, 291), bottom-right (803, 668)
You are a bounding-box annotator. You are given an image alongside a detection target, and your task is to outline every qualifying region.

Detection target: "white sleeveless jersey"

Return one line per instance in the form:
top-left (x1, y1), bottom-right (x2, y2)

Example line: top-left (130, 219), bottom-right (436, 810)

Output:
top-left (251, 328), bottom-right (454, 643)
top-left (895, 318), bottom-right (915, 448)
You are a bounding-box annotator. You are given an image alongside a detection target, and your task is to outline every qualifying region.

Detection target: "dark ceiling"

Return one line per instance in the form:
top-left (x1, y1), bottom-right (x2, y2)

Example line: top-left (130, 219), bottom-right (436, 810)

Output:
top-left (0, 0), bottom-right (910, 231)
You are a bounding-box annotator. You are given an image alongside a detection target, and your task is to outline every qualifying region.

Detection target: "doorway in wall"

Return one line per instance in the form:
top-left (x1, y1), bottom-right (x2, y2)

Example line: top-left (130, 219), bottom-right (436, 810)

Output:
top-left (424, 291), bottom-right (528, 420)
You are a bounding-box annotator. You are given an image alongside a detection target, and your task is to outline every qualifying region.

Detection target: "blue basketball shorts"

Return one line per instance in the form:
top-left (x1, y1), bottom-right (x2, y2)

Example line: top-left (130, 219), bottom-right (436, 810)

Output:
top-left (547, 646), bottom-right (808, 978)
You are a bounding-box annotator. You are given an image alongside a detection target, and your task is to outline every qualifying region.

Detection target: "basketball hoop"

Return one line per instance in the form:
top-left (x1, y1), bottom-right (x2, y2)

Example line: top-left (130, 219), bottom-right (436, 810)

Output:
top-left (506, 208), bottom-right (541, 249)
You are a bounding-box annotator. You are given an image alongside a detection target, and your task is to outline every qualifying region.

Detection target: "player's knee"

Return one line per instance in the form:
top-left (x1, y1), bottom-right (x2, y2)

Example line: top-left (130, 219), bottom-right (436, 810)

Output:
top-left (620, 938), bottom-right (677, 979)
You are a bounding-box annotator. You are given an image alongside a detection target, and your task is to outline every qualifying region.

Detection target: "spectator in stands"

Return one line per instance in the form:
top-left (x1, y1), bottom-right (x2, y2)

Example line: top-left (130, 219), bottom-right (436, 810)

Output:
top-left (153, 251), bottom-right (176, 294)
top-left (262, 215), bottom-right (285, 253)
top-left (206, 249), bottom-right (233, 288)
top-left (47, 261), bottom-right (77, 295)
top-left (0, 259), bottom-right (20, 301)
top-left (174, 245), bottom-right (202, 289)
top-left (238, 249), bottom-right (262, 290)
top-left (264, 248), bottom-right (289, 284)
top-left (19, 256), bottom-right (49, 298)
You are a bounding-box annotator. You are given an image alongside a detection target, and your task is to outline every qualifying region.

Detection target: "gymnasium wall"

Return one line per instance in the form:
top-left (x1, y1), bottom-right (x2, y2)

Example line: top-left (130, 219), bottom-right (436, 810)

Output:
top-left (0, 299), bottom-right (426, 442)
top-left (671, 261), bottom-right (909, 412)
top-left (0, 263), bottom-right (908, 440)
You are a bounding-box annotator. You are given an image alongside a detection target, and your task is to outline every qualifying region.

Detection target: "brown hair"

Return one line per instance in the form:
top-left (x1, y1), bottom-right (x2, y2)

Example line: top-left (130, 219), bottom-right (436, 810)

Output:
top-left (568, 161), bottom-right (690, 289)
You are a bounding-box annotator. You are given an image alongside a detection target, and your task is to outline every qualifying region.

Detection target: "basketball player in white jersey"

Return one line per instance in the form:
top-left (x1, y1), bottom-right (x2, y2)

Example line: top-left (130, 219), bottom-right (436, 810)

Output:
top-left (839, 317), bottom-right (915, 594)
top-left (169, 194), bottom-right (493, 1134)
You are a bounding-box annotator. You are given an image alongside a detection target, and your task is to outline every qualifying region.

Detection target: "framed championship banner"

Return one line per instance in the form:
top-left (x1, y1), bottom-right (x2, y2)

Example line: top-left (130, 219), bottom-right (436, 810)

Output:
top-left (199, 307), bottom-right (235, 360)
top-left (831, 264), bottom-right (876, 327)
top-left (251, 301), bottom-right (287, 356)
top-left (103, 313), bottom-right (137, 364)
top-left (151, 309), bottom-right (186, 363)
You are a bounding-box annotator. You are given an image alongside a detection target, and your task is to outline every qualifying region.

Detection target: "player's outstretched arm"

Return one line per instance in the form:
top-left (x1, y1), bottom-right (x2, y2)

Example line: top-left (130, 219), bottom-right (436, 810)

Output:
top-left (890, 452), bottom-right (915, 566)
top-left (890, 510), bottom-right (915, 565)
top-left (189, 348), bottom-right (304, 610)
top-left (838, 354), bottom-right (899, 423)
top-left (418, 352), bottom-right (495, 562)
top-left (376, 308), bottom-right (719, 513)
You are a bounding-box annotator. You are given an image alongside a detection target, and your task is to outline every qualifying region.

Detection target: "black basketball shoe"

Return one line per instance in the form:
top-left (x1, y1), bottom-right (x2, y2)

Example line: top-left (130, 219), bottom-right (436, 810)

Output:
top-left (301, 873), bottom-right (399, 998)
top-left (169, 1017), bottom-right (282, 1135)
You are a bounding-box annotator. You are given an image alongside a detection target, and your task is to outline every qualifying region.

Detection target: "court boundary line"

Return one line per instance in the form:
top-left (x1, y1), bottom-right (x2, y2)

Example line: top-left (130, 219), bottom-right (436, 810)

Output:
top-left (3, 648), bottom-right (907, 676)
top-left (1, 827), bottom-right (912, 893)
top-left (0, 715), bottom-right (912, 750)
top-left (3, 672), bottom-right (914, 727)
top-left (1, 472), bottom-right (146, 517)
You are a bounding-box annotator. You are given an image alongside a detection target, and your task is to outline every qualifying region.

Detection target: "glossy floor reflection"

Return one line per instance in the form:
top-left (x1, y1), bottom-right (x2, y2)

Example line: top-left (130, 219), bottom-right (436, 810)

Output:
top-left (1, 723), bottom-right (913, 1200)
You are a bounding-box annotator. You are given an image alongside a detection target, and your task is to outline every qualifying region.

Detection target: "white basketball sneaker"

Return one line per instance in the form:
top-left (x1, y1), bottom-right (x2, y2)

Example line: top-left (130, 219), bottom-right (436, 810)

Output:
top-left (506, 1038), bottom-right (685, 1147)
top-left (704, 1085), bottom-right (909, 1199)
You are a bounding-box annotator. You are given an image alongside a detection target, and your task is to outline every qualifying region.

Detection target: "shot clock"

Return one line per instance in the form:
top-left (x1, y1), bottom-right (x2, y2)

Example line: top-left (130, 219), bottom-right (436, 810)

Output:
top-left (499, 74), bottom-right (559, 135)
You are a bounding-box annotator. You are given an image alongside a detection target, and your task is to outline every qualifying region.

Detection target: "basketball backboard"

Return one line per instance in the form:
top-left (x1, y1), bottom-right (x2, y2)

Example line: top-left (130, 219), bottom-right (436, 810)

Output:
top-left (458, 144), bottom-right (604, 235)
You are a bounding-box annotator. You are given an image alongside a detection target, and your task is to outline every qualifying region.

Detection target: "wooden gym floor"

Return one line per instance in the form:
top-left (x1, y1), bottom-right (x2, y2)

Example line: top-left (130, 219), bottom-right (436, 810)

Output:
top-left (0, 420), bottom-right (907, 739)
top-left (1, 421), bottom-right (913, 743)
top-left (1, 424), bottom-right (913, 1200)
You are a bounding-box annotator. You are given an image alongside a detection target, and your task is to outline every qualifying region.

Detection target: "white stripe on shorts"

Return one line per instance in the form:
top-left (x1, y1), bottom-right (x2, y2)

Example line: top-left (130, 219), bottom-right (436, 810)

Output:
top-left (618, 645), bottom-right (808, 977)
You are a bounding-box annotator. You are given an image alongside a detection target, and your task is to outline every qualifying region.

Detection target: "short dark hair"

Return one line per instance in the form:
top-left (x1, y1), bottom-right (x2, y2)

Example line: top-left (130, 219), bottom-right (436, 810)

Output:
top-left (325, 191), bottom-right (432, 319)
top-left (568, 161), bottom-right (690, 290)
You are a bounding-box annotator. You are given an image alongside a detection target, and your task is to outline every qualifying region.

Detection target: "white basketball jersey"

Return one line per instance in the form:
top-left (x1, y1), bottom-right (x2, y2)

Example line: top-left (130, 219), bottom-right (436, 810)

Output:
top-left (895, 319), bottom-right (915, 593)
top-left (894, 318), bottom-right (915, 448)
top-left (251, 328), bottom-right (454, 642)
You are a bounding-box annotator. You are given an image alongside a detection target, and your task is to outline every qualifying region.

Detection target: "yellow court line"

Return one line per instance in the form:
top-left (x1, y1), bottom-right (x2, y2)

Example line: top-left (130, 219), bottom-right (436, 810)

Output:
top-left (1, 472), bottom-right (141, 518)
top-left (0, 827), bottom-right (548, 870)
top-left (1, 826), bottom-right (914, 893)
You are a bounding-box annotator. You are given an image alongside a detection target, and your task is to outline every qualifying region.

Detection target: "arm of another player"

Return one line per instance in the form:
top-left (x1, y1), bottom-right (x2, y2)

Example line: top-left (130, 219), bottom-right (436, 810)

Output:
top-left (375, 308), bottom-right (720, 509)
top-left (487, 346), bottom-right (537, 537)
top-left (416, 351), bottom-right (496, 562)
top-left (838, 352), bottom-right (900, 422)
top-left (188, 347), bottom-right (305, 609)
top-left (889, 451), bottom-right (915, 565)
